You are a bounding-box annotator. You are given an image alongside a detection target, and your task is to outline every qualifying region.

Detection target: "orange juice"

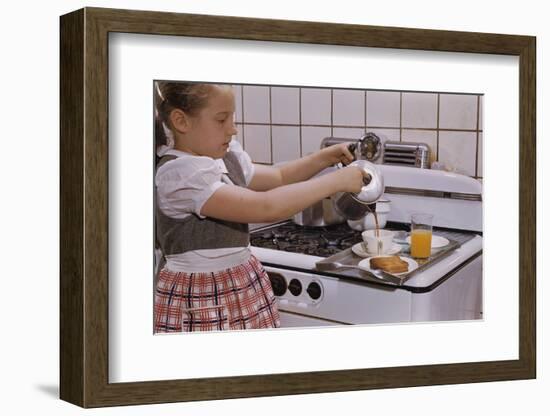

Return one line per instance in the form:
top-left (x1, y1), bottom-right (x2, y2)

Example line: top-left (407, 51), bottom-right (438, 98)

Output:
top-left (410, 229), bottom-right (432, 258)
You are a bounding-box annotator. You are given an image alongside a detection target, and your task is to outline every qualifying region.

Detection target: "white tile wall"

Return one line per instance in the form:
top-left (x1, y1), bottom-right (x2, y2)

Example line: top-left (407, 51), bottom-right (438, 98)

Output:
top-left (271, 87), bottom-right (300, 125)
top-left (232, 84), bottom-right (483, 178)
top-left (438, 131), bottom-right (477, 176)
top-left (301, 126), bottom-right (331, 156)
top-left (272, 126), bottom-right (301, 164)
top-left (439, 94), bottom-right (478, 130)
top-left (477, 132), bottom-right (483, 177)
top-left (332, 127), bottom-right (365, 139)
top-left (402, 92), bottom-right (438, 128)
top-left (367, 91), bottom-right (400, 127)
top-left (333, 89), bottom-right (364, 126)
top-left (243, 86), bottom-right (270, 123)
top-left (243, 124), bottom-right (271, 164)
top-left (301, 88), bottom-right (331, 125)
top-left (479, 96), bottom-right (484, 130)
top-left (232, 85), bottom-right (243, 123)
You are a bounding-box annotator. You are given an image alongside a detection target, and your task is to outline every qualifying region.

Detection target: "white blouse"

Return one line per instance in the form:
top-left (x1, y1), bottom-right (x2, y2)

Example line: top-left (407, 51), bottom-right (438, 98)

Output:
top-left (156, 140), bottom-right (255, 219)
top-left (155, 140), bottom-right (256, 272)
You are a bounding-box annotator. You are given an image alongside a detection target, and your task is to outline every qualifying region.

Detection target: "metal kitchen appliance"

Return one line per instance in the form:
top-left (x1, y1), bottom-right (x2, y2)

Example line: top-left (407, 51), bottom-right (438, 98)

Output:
top-left (331, 159), bottom-right (385, 220)
top-left (250, 164), bottom-right (483, 327)
top-left (293, 134), bottom-right (385, 226)
top-left (321, 134), bottom-right (382, 162)
top-left (383, 141), bottom-right (431, 168)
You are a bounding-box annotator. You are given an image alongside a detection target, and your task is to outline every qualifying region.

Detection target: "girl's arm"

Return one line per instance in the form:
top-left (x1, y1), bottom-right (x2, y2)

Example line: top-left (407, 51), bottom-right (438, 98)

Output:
top-left (248, 143), bottom-right (354, 191)
top-left (201, 165), bottom-right (363, 223)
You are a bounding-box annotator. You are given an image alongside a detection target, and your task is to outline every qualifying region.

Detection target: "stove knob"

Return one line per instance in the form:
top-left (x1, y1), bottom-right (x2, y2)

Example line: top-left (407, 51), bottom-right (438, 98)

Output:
top-left (306, 282), bottom-right (322, 300)
top-left (267, 272), bottom-right (287, 297)
top-left (288, 279), bottom-right (302, 296)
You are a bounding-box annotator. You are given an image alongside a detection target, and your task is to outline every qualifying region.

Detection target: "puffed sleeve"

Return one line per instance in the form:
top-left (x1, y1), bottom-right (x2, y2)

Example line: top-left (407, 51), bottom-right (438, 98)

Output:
top-left (228, 140), bottom-right (255, 186)
top-left (155, 155), bottom-right (226, 219)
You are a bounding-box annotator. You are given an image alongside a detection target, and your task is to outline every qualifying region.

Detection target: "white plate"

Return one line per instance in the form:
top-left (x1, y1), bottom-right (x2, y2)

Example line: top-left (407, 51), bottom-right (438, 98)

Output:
top-left (405, 234), bottom-right (450, 248)
top-left (358, 256), bottom-right (419, 276)
top-left (351, 242), bottom-right (402, 258)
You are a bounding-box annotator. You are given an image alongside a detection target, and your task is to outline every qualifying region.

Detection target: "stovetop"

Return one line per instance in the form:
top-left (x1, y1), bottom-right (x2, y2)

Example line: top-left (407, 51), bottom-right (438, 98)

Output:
top-left (250, 222), bottom-right (367, 257)
top-left (250, 220), bottom-right (483, 291)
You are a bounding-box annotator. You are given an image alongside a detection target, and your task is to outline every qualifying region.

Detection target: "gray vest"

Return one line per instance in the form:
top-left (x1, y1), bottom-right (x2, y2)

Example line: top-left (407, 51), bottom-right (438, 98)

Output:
top-left (155, 151), bottom-right (250, 255)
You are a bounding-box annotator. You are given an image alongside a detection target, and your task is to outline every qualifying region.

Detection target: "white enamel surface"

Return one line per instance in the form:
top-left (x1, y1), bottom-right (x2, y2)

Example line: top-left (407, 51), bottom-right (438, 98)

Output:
top-left (411, 256), bottom-right (483, 322)
top-left (378, 164), bottom-right (482, 194)
top-left (385, 193), bottom-right (482, 231)
top-left (268, 254), bottom-right (482, 325)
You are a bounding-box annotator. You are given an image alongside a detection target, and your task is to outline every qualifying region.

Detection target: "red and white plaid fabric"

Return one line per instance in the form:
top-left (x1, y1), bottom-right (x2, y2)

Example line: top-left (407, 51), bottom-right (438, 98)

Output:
top-left (154, 255), bottom-right (280, 332)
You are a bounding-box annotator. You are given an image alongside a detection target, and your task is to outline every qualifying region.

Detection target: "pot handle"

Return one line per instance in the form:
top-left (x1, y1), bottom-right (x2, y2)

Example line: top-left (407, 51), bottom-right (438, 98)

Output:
top-left (347, 143), bottom-right (357, 161)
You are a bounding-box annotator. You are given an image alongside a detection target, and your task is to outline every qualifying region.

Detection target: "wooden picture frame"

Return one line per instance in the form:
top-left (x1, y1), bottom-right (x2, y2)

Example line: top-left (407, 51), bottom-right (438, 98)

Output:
top-left (60, 7), bottom-right (536, 408)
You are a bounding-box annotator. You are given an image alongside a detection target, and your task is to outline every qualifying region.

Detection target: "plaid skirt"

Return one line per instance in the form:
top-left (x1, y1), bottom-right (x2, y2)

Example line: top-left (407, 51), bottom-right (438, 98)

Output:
top-left (154, 255), bottom-right (280, 332)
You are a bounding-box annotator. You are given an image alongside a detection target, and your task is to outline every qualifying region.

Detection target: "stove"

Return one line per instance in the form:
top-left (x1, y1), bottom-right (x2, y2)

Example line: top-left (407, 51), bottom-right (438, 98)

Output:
top-left (250, 163), bottom-right (484, 328)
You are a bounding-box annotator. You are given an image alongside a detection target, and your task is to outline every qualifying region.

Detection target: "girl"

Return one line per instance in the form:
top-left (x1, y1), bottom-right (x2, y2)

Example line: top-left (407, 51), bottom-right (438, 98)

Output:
top-left (154, 81), bottom-right (364, 333)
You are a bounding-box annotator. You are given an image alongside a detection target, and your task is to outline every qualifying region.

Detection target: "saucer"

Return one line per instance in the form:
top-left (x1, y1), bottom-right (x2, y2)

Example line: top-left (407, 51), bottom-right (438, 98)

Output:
top-left (358, 256), bottom-right (419, 276)
top-left (405, 234), bottom-right (450, 248)
top-left (351, 242), bottom-right (402, 258)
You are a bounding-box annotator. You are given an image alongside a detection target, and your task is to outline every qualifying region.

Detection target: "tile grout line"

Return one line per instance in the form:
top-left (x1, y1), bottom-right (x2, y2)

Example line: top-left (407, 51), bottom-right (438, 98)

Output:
top-left (330, 88), bottom-right (334, 138)
top-left (234, 121), bottom-right (481, 132)
top-left (399, 92), bottom-right (403, 142)
top-left (299, 88), bottom-right (303, 158)
top-left (241, 85), bottom-right (246, 152)
top-left (363, 90), bottom-right (368, 134)
top-left (475, 95), bottom-right (480, 178)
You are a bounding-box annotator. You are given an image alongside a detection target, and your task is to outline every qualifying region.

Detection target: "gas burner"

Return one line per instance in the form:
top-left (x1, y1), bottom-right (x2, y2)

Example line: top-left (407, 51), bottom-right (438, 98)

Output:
top-left (250, 221), bottom-right (364, 257)
top-left (321, 235), bottom-right (342, 247)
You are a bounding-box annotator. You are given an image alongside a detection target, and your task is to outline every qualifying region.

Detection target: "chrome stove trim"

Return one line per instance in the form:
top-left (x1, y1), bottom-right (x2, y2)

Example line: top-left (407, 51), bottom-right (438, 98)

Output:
top-left (385, 186), bottom-right (482, 201)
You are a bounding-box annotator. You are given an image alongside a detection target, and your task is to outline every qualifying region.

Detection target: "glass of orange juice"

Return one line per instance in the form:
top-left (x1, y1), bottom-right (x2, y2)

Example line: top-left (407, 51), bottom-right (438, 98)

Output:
top-left (410, 213), bottom-right (433, 258)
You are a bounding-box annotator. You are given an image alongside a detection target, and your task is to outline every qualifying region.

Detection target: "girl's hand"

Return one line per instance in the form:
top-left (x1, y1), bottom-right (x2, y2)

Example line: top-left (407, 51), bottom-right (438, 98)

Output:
top-left (320, 143), bottom-right (355, 167)
top-left (337, 165), bottom-right (365, 193)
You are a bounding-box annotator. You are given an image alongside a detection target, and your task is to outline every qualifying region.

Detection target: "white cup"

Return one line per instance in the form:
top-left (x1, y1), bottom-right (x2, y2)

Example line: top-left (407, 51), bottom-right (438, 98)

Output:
top-left (361, 229), bottom-right (395, 255)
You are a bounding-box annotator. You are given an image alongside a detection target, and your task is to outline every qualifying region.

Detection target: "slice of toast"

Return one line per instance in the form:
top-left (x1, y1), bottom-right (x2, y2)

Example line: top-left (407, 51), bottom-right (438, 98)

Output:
top-left (370, 256), bottom-right (409, 274)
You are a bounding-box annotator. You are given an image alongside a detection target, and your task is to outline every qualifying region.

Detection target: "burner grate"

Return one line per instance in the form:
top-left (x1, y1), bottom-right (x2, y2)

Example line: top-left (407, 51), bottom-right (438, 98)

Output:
top-left (250, 222), bottom-right (363, 257)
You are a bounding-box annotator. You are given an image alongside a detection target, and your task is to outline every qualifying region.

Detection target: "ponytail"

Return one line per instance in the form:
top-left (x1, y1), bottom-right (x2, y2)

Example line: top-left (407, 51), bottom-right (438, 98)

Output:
top-left (154, 81), bottom-right (218, 153)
